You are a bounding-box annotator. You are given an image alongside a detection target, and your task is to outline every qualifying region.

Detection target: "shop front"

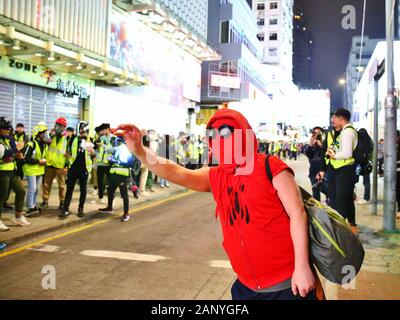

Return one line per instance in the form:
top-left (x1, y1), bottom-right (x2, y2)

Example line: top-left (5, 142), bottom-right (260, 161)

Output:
top-left (0, 55), bottom-right (94, 134)
top-left (93, 9), bottom-right (202, 135)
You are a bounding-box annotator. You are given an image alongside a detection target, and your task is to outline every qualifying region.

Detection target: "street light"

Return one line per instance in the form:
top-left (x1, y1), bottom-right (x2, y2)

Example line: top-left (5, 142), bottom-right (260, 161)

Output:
top-left (338, 78), bottom-right (346, 86)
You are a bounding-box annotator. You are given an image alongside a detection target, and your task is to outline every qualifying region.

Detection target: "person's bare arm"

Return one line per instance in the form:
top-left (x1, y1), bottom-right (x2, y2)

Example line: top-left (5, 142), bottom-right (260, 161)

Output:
top-left (273, 169), bottom-right (315, 297)
top-left (117, 124), bottom-right (211, 192)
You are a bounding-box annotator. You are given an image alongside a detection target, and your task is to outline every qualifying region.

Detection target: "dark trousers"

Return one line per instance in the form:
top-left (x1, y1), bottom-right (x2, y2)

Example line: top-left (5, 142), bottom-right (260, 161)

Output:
top-left (327, 164), bottom-right (357, 225)
top-left (289, 151), bottom-right (297, 160)
top-left (97, 166), bottom-right (110, 199)
top-left (108, 174), bottom-right (129, 214)
top-left (231, 279), bottom-right (317, 301)
top-left (378, 158), bottom-right (384, 175)
top-left (358, 173), bottom-right (371, 201)
top-left (0, 172), bottom-right (25, 215)
top-left (64, 168), bottom-right (88, 211)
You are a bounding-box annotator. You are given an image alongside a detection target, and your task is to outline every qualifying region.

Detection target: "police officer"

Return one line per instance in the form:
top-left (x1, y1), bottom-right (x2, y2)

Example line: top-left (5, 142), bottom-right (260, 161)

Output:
top-left (60, 121), bottom-right (95, 219)
top-left (14, 123), bottom-right (29, 180)
top-left (317, 108), bottom-right (358, 234)
top-left (0, 117), bottom-right (29, 232)
top-left (99, 134), bottom-right (133, 222)
top-left (23, 124), bottom-right (49, 217)
top-left (41, 118), bottom-right (69, 210)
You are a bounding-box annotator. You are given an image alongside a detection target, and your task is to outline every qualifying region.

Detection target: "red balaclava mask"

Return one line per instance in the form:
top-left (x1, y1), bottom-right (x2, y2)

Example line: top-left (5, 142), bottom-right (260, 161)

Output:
top-left (207, 109), bottom-right (259, 225)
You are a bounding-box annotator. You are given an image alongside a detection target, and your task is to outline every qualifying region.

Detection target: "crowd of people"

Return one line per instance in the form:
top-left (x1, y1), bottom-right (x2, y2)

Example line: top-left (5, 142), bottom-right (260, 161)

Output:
top-left (0, 116), bottom-right (209, 231)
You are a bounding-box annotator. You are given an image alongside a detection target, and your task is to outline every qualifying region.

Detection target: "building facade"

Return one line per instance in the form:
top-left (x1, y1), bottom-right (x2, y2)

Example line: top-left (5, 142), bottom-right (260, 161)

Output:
top-left (253, 0), bottom-right (294, 81)
top-left (292, 6), bottom-right (313, 88)
top-left (200, 0), bottom-right (267, 106)
top-left (345, 36), bottom-right (382, 118)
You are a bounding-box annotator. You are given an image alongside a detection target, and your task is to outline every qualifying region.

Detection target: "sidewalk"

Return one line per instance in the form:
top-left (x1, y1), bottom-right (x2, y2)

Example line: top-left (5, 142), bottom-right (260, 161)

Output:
top-left (287, 156), bottom-right (400, 300)
top-left (0, 181), bottom-right (187, 246)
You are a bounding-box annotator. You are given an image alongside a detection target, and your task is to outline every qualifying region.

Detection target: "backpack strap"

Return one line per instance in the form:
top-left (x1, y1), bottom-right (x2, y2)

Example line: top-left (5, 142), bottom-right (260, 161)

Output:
top-left (265, 155), bottom-right (273, 182)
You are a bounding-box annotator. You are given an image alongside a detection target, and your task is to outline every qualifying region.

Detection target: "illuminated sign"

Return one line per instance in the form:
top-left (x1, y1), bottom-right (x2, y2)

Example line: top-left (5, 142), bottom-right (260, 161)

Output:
top-left (210, 74), bottom-right (241, 89)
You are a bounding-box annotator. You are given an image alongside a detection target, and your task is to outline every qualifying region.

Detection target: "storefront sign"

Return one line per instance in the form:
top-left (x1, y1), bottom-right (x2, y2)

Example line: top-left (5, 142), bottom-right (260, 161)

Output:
top-left (0, 56), bottom-right (92, 99)
top-left (210, 74), bottom-right (241, 89)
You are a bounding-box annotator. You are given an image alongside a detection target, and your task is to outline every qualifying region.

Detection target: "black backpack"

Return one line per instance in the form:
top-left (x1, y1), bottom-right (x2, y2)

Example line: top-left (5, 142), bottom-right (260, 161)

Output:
top-left (348, 127), bottom-right (374, 175)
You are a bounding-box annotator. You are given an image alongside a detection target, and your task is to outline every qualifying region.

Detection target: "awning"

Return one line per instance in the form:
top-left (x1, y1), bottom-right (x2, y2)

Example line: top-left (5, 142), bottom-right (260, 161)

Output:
top-left (0, 22), bottom-right (148, 87)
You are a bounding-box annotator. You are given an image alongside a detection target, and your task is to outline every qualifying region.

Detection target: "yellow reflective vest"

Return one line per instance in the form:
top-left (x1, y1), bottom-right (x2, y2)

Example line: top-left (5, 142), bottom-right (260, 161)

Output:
top-left (23, 140), bottom-right (48, 176)
top-left (69, 137), bottom-right (93, 173)
top-left (96, 135), bottom-right (114, 166)
top-left (46, 135), bottom-right (68, 169)
top-left (0, 137), bottom-right (16, 171)
top-left (325, 127), bottom-right (357, 169)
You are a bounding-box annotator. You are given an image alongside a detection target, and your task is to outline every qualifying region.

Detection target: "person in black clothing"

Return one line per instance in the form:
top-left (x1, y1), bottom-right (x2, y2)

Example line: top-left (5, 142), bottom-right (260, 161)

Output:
top-left (60, 121), bottom-right (95, 219)
top-left (305, 127), bottom-right (328, 201)
top-left (14, 123), bottom-right (29, 180)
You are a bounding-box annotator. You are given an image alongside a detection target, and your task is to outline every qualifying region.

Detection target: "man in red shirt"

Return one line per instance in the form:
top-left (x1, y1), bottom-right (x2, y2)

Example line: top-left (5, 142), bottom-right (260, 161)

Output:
top-left (118, 109), bottom-right (316, 300)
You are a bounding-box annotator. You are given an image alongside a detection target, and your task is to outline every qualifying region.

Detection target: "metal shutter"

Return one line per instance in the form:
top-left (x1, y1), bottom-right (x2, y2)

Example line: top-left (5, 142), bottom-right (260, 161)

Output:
top-left (0, 79), bottom-right (15, 122)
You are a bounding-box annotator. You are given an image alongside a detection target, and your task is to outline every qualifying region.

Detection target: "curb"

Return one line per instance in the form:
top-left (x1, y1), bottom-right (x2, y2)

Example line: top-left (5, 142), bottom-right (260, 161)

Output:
top-left (1, 187), bottom-right (189, 247)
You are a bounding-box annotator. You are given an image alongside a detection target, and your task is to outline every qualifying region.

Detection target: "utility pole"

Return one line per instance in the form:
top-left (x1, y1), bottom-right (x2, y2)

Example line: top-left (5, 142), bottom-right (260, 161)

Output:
top-left (383, 0), bottom-right (398, 231)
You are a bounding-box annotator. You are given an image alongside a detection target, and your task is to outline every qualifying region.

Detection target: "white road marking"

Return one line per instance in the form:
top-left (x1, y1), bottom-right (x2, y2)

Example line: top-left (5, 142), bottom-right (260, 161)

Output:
top-left (28, 245), bottom-right (60, 253)
top-left (209, 260), bottom-right (232, 269)
top-left (80, 250), bottom-right (169, 262)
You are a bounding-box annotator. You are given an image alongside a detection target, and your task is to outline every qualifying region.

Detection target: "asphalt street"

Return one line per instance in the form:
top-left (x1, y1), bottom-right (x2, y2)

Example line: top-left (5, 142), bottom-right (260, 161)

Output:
top-left (0, 191), bottom-right (236, 300)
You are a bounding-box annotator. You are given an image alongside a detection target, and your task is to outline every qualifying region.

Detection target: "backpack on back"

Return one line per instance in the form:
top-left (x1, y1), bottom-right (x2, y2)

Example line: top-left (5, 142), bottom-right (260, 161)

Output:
top-left (348, 127), bottom-right (374, 175)
top-left (265, 155), bottom-right (365, 284)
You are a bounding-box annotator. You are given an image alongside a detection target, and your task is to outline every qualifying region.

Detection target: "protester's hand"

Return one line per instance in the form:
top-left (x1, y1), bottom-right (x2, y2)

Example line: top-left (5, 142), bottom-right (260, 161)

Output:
top-left (292, 265), bottom-right (315, 298)
top-left (39, 159), bottom-right (47, 166)
top-left (62, 168), bottom-right (68, 175)
top-left (316, 171), bottom-right (325, 181)
top-left (15, 152), bottom-right (23, 160)
top-left (117, 124), bottom-right (145, 156)
top-left (16, 142), bottom-right (25, 151)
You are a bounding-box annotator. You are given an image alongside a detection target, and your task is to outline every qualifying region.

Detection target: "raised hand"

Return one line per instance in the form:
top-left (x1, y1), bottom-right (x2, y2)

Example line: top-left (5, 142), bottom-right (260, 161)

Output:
top-left (117, 124), bottom-right (144, 157)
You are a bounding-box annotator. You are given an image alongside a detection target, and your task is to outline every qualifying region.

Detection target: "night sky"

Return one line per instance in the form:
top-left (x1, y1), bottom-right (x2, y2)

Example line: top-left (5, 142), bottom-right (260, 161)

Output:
top-left (294, 0), bottom-right (386, 110)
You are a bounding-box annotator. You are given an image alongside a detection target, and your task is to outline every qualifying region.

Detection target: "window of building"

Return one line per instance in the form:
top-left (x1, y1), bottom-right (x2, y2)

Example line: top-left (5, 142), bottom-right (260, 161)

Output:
top-left (270, 18), bottom-right (278, 25)
top-left (257, 19), bottom-right (265, 26)
top-left (257, 3), bottom-right (265, 10)
top-left (220, 21), bottom-right (229, 43)
top-left (270, 2), bottom-right (278, 9)
top-left (269, 32), bottom-right (278, 40)
top-left (269, 48), bottom-right (278, 56)
top-left (257, 33), bottom-right (265, 41)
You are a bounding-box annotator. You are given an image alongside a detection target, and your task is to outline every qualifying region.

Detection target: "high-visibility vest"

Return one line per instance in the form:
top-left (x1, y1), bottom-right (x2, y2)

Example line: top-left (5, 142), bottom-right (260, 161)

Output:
top-left (14, 133), bottom-right (25, 144)
top-left (110, 164), bottom-right (130, 177)
top-left (46, 135), bottom-right (67, 169)
top-left (176, 142), bottom-right (185, 161)
top-left (23, 140), bottom-right (48, 176)
top-left (69, 137), bottom-right (93, 173)
top-left (198, 142), bottom-right (204, 155)
top-left (0, 138), bottom-right (16, 171)
top-left (96, 135), bottom-right (114, 166)
top-left (291, 143), bottom-right (297, 152)
top-left (325, 127), bottom-right (357, 169)
top-left (188, 142), bottom-right (199, 159)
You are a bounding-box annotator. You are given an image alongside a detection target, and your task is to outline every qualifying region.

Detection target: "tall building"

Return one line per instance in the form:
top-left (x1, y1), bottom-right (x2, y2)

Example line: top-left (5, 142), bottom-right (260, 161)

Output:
top-left (200, 0), bottom-right (266, 106)
top-left (253, 0), bottom-right (294, 80)
top-left (396, 0), bottom-right (400, 39)
top-left (345, 36), bottom-right (382, 115)
top-left (292, 6), bottom-right (313, 88)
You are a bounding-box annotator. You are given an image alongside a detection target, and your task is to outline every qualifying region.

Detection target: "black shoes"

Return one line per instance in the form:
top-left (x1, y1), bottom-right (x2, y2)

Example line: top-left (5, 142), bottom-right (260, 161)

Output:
top-left (25, 207), bottom-right (40, 217)
top-left (99, 207), bottom-right (114, 214)
top-left (58, 201), bottom-right (65, 210)
top-left (78, 208), bottom-right (85, 218)
top-left (3, 203), bottom-right (14, 210)
top-left (40, 202), bottom-right (49, 210)
top-left (59, 209), bottom-right (69, 219)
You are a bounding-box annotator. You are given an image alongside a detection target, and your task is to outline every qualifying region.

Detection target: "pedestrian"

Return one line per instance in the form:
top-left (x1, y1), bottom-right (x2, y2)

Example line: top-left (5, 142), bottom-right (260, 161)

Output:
top-left (378, 139), bottom-right (384, 177)
top-left (60, 121), bottom-right (95, 219)
top-left (90, 126), bottom-right (101, 196)
top-left (186, 135), bottom-right (199, 170)
top-left (118, 108), bottom-right (319, 301)
top-left (317, 108), bottom-right (359, 234)
top-left (23, 124), bottom-right (49, 217)
top-left (41, 118), bottom-right (69, 211)
top-left (157, 134), bottom-right (170, 188)
top-left (14, 123), bottom-right (29, 180)
top-left (305, 127), bottom-right (328, 202)
top-left (0, 117), bottom-right (30, 232)
top-left (289, 141), bottom-right (298, 161)
top-left (66, 127), bottom-right (75, 145)
top-left (99, 134), bottom-right (134, 222)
